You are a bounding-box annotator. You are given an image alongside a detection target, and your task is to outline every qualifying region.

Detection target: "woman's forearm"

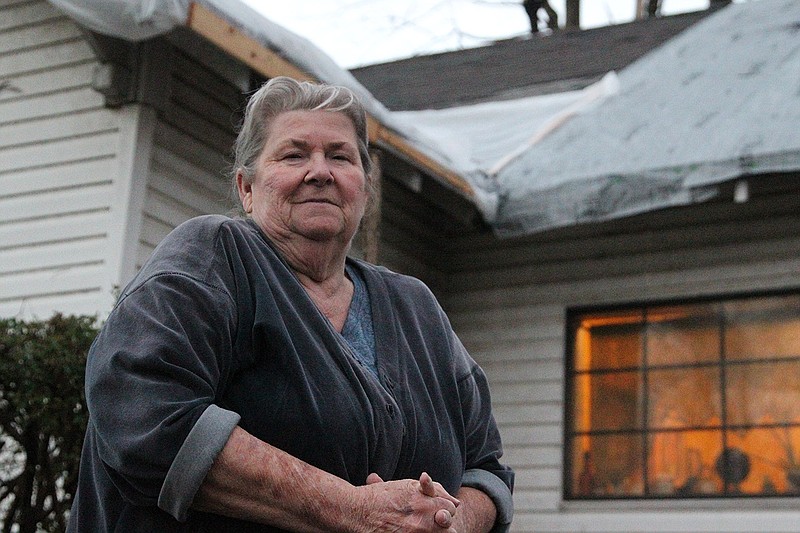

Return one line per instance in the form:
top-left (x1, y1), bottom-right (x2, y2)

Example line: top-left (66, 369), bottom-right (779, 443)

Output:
top-left (193, 426), bottom-right (461, 533)
top-left (194, 425), bottom-right (357, 532)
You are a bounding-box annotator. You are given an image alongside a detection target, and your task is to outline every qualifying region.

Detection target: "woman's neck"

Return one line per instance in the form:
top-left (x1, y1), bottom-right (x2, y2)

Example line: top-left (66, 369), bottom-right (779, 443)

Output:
top-left (273, 236), bottom-right (354, 331)
top-left (296, 268), bottom-right (353, 332)
top-left (276, 236), bottom-right (348, 282)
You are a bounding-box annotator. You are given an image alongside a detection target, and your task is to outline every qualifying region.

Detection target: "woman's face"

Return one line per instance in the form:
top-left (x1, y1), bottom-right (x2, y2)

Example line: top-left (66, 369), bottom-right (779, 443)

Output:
top-left (238, 110), bottom-right (368, 246)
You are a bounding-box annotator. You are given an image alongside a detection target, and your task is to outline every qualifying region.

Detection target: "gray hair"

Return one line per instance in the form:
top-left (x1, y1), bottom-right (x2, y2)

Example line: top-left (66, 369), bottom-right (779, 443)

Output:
top-left (233, 76), bottom-right (373, 185)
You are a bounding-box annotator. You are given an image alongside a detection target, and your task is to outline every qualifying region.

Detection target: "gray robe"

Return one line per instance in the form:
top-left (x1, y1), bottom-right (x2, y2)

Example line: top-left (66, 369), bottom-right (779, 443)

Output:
top-left (68, 215), bottom-right (513, 532)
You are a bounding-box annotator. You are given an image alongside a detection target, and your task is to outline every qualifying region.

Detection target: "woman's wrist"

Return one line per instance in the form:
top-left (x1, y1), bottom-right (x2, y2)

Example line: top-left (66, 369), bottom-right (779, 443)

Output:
top-left (452, 486), bottom-right (497, 533)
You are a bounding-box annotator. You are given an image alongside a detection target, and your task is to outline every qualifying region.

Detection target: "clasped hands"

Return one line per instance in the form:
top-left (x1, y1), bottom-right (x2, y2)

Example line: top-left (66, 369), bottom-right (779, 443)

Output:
top-left (363, 472), bottom-right (461, 532)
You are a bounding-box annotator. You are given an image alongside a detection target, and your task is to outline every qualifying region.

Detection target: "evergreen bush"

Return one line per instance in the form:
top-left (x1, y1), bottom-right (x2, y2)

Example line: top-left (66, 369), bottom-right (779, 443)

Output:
top-left (0, 314), bottom-right (97, 533)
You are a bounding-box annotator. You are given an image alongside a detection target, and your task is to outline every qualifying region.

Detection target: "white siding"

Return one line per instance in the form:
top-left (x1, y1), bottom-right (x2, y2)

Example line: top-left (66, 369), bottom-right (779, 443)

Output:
top-left (136, 124), bottom-right (232, 269)
top-left (0, 3), bottom-right (250, 318)
top-left (134, 49), bottom-right (239, 273)
top-left (442, 193), bottom-right (800, 532)
top-left (0, 0), bottom-right (127, 318)
top-left (374, 178), bottom-right (455, 294)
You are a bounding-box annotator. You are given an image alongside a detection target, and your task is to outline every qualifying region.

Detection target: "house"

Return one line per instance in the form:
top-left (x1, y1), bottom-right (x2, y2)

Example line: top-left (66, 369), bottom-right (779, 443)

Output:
top-left (0, 0), bottom-right (473, 318)
top-left (2, 0), bottom-right (799, 531)
top-left (354, 1), bottom-right (800, 531)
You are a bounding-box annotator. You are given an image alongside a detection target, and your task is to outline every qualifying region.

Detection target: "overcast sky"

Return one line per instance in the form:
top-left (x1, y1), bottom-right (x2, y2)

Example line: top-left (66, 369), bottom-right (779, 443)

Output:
top-left (240, 0), bottom-right (732, 68)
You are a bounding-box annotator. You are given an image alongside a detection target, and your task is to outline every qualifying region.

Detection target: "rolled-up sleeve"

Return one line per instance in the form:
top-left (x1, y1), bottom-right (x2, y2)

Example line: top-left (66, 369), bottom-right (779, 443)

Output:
top-left (158, 404), bottom-right (240, 520)
top-left (455, 336), bottom-right (515, 532)
top-left (462, 468), bottom-right (514, 533)
top-left (86, 272), bottom-right (238, 520)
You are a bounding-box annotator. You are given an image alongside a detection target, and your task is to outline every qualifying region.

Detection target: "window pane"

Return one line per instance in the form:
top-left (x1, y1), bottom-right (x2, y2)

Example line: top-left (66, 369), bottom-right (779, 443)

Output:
top-left (648, 368), bottom-right (722, 429)
top-left (573, 371), bottom-right (643, 432)
top-left (646, 303), bottom-right (720, 366)
top-left (724, 427), bottom-right (800, 495)
top-left (725, 295), bottom-right (800, 360)
top-left (648, 429), bottom-right (723, 497)
top-left (574, 310), bottom-right (643, 371)
top-left (725, 360), bottom-right (800, 426)
top-left (569, 434), bottom-right (644, 497)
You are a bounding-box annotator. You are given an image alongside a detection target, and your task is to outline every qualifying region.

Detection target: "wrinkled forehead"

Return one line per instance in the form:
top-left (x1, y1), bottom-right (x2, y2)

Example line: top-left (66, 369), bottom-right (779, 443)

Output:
top-left (262, 109), bottom-right (360, 147)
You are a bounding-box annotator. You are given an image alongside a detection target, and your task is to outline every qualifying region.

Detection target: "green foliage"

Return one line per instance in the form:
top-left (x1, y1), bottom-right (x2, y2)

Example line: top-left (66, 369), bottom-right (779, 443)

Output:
top-left (0, 314), bottom-right (98, 533)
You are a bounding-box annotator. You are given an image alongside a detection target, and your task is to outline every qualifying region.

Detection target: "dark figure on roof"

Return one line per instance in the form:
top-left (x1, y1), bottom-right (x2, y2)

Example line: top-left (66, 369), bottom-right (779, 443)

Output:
top-left (523, 0), bottom-right (559, 33)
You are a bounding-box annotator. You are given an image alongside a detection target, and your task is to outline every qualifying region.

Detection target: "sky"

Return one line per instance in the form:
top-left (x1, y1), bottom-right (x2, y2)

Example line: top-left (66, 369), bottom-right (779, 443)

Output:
top-left (240, 0), bottom-right (721, 68)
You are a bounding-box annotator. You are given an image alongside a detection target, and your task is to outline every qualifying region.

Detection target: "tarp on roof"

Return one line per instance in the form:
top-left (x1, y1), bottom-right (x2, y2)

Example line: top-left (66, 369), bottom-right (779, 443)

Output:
top-left (397, 0), bottom-right (800, 236)
top-left (47, 0), bottom-right (392, 123)
top-left (46, 0), bottom-right (497, 213)
top-left (49, 0), bottom-right (800, 237)
top-left (392, 71), bottom-right (621, 205)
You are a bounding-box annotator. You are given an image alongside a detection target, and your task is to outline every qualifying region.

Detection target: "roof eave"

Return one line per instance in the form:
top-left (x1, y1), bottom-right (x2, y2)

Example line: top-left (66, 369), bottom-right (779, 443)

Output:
top-left (185, 2), bottom-right (475, 201)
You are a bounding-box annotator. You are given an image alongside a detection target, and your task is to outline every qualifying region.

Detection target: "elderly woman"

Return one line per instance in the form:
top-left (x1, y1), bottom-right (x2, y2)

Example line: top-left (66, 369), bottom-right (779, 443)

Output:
top-left (67, 77), bottom-right (513, 532)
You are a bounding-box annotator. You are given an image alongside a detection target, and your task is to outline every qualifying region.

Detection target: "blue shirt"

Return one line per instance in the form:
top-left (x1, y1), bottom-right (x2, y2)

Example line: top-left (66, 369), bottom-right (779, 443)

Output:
top-left (342, 264), bottom-right (378, 377)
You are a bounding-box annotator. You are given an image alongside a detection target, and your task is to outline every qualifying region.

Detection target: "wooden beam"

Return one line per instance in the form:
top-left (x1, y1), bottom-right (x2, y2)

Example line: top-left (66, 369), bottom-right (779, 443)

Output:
top-left (186, 2), bottom-right (474, 200)
top-left (368, 115), bottom-right (474, 198)
top-left (361, 150), bottom-right (383, 263)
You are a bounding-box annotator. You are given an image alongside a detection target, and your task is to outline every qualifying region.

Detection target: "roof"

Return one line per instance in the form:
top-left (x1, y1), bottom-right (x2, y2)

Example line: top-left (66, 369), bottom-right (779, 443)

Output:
top-left (491, 0), bottom-right (800, 236)
top-left (351, 10), bottom-right (712, 111)
top-left (49, 0), bottom-right (800, 238)
top-left (380, 0), bottom-right (800, 236)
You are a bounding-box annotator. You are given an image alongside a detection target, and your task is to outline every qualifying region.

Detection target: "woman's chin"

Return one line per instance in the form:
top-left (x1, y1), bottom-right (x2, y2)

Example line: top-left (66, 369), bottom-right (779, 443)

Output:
top-left (293, 221), bottom-right (350, 243)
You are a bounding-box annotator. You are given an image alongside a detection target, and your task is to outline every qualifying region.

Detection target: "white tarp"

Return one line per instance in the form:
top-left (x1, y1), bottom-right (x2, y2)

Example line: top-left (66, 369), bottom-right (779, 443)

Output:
top-left (47, 0), bottom-right (503, 217)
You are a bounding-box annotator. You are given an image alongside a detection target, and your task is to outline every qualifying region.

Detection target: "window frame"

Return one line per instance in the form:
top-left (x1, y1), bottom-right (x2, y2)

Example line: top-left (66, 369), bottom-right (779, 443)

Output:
top-left (563, 288), bottom-right (800, 501)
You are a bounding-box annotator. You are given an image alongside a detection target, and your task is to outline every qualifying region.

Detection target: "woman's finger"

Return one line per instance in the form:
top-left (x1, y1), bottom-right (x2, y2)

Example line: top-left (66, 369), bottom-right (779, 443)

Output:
top-left (434, 508), bottom-right (452, 528)
top-left (420, 474), bottom-right (461, 508)
top-left (365, 473), bottom-right (383, 485)
top-left (418, 472), bottom-right (437, 497)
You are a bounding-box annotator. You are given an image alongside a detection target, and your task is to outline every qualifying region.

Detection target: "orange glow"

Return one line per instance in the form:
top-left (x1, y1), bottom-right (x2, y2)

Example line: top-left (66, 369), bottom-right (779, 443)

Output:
top-left (569, 294), bottom-right (800, 498)
top-left (575, 327), bottom-right (592, 444)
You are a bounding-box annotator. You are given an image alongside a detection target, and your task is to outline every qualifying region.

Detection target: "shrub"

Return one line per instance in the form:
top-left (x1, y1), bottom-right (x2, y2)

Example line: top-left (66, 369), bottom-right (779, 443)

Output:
top-left (0, 314), bottom-right (98, 533)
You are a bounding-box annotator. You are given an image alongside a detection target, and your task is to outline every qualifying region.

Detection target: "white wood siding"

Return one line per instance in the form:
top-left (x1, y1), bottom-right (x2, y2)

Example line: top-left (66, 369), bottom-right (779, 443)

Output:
top-left (134, 49), bottom-right (240, 273)
top-left (441, 193), bottom-right (800, 532)
top-left (0, 0), bottom-right (130, 318)
top-left (136, 124), bottom-right (232, 270)
top-left (374, 177), bottom-right (455, 294)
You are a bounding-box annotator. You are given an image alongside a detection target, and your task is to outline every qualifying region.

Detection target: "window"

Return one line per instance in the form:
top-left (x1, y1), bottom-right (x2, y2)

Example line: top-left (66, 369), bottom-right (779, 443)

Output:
top-left (565, 292), bottom-right (800, 499)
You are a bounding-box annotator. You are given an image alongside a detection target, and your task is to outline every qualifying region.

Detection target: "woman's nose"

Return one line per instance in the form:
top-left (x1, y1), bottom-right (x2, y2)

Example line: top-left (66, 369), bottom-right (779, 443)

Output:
top-left (304, 153), bottom-right (334, 185)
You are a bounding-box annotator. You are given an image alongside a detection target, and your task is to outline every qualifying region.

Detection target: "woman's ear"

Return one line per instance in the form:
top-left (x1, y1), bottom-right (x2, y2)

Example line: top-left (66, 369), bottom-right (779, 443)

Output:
top-left (236, 170), bottom-right (253, 214)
